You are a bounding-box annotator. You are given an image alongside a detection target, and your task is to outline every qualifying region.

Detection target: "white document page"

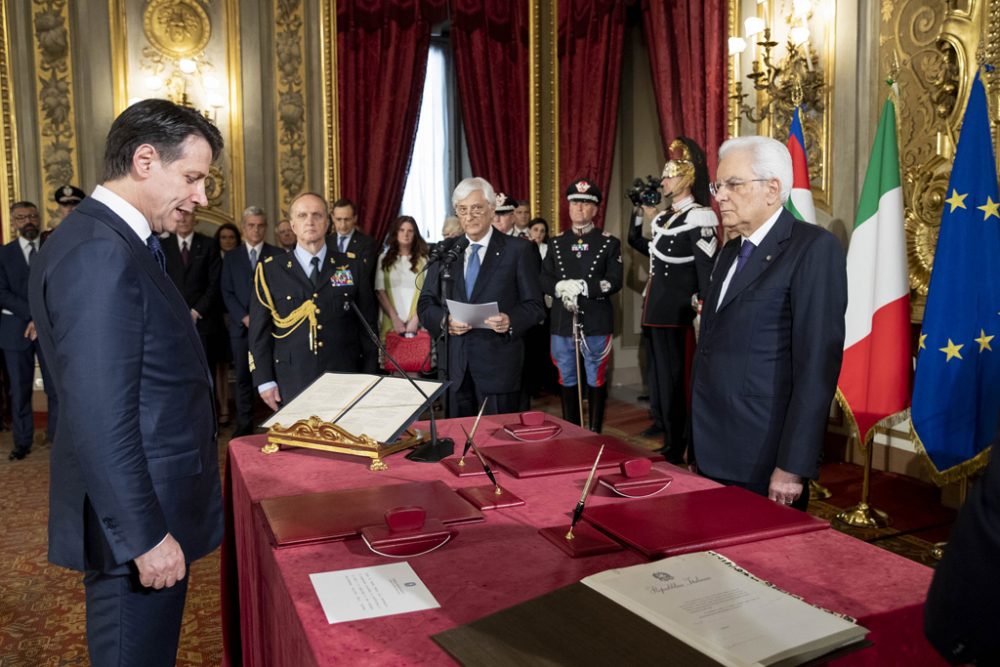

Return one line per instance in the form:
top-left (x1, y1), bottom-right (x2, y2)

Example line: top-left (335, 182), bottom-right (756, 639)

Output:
top-left (262, 373), bottom-right (377, 429)
top-left (582, 552), bottom-right (866, 667)
top-left (310, 562), bottom-right (440, 624)
top-left (446, 299), bottom-right (499, 328)
top-left (335, 377), bottom-right (444, 443)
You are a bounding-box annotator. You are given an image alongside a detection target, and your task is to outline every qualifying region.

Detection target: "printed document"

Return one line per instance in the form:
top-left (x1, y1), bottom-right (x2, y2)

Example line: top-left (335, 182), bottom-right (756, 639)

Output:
top-left (310, 562), bottom-right (440, 624)
top-left (446, 299), bottom-right (500, 329)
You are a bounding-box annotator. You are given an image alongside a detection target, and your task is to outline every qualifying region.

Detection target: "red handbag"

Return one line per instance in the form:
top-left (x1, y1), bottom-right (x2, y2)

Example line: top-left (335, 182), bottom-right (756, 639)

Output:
top-left (383, 330), bottom-right (432, 373)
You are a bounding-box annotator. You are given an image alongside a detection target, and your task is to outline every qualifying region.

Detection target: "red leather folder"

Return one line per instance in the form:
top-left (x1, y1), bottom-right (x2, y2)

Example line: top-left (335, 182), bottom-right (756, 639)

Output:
top-left (583, 486), bottom-right (828, 558)
top-left (259, 480), bottom-right (483, 547)
top-left (481, 435), bottom-right (656, 479)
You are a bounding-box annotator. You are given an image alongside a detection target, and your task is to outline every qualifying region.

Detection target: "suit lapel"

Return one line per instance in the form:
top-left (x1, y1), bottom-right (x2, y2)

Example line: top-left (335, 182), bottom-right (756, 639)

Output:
top-left (470, 232), bottom-right (504, 302)
top-left (703, 239), bottom-right (739, 315)
top-left (86, 203), bottom-right (210, 373)
top-left (716, 211), bottom-right (794, 312)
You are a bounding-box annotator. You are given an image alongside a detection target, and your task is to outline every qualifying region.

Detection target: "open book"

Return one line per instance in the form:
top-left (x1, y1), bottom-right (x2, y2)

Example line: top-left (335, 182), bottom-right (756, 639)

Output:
top-left (262, 372), bottom-right (446, 444)
top-left (582, 552), bottom-right (868, 667)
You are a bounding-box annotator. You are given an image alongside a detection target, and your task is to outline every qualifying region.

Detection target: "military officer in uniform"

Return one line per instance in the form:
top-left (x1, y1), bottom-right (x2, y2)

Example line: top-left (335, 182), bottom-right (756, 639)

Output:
top-left (629, 137), bottom-right (718, 463)
top-left (541, 178), bottom-right (622, 432)
top-left (250, 192), bottom-right (378, 409)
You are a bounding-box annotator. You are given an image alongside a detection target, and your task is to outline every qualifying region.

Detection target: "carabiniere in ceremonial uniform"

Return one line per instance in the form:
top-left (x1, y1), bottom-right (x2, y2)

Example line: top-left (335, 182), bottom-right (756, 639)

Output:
top-left (249, 246), bottom-right (378, 404)
top-left (541, 178), bottom-right (623, 433)
top-left (629, 137), bottom-right (718, 463)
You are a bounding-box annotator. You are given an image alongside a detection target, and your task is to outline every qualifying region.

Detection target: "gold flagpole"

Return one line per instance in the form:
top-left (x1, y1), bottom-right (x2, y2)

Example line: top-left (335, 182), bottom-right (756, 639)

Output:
top-left (835, 434), bottom-right (890, 528)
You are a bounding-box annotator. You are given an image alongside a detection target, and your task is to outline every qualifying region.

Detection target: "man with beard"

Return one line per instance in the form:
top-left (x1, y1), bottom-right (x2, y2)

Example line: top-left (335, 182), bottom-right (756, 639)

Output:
top-left (0, 201), bottom-right (59, 459)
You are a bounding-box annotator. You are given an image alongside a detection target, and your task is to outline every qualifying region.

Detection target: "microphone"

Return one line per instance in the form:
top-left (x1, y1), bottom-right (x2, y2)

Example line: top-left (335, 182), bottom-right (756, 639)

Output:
top-left (425, 236), bottom-right (469, 267)
top-left (344, 298), bottom-right (454, 462)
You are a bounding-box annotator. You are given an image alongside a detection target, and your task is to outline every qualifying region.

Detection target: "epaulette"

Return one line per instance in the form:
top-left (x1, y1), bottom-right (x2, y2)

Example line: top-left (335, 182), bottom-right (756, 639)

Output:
top-left (687, 207), bottom-right (718, 228)
top-left (264, 256), bottom-right (274, 263)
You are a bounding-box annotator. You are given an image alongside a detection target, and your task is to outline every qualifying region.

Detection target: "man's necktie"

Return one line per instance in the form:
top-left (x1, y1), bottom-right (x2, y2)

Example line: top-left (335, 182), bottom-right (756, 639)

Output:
top-left (249, 247), bottom-right (258, 271)
top-left (181, 239), bottom-right (190, 266)
top-left (309, 256), bottom-right (320, 287)
top-left (465, 243), bottom-right (481, 300)
top-left (735, 239), bottom-right (756, 274)
top-left (147, 234), bottom-right (167, 273)
top-left (27, 242), bottom-right (36, 265)
top-left (339, 236), bottom-right (347, 253)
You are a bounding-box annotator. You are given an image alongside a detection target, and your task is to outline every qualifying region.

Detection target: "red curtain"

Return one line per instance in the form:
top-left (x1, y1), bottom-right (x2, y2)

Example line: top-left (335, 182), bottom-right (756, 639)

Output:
top-left (640, 0), bottom-right (728, 179)
top-left (337, 0), bottom-right (447, 245)
top-left (450, 0), bottom-right (530, 201)
top-left (558, 0), bottom-right (626, 228)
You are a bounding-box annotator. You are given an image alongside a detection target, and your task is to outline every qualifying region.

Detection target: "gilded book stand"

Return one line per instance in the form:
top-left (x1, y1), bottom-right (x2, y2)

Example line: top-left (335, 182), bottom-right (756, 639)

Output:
top-left (263, 416), bottom-right (427, 471)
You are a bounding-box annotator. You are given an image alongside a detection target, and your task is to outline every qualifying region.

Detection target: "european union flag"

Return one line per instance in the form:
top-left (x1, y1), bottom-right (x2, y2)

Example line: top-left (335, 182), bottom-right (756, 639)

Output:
top-left (912, 72), bottom-right (1000, 480)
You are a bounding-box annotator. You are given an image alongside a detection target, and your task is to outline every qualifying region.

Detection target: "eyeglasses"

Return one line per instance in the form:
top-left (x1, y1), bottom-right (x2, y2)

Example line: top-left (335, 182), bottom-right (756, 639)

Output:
top-left (709, 178), bottom-right (771, 197)
top-left (12, 212), bottom-right (40, 222)
top-left (455, 204), bottom-right (488, 218)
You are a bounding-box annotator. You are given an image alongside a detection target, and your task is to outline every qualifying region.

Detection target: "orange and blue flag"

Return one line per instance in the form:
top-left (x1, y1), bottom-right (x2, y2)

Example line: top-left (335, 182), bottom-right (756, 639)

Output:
top-left (911, 72), bottom-right (1000, 479)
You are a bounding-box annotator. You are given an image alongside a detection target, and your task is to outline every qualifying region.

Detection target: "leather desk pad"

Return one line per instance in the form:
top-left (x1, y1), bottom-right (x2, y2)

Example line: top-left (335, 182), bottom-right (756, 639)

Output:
top-left (259, 480), bottom-right (483, 547)
top-left (583, 486), bottom-right (828, 558)
top-left (481, 435), bottom-right (656, 478)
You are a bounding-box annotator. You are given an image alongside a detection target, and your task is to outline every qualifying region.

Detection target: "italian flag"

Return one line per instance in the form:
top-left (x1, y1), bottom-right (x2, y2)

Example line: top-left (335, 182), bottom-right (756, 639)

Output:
top-left (836, 96), bottom-right (911, 445)
top-left (785, 106), bottom-right (816, 224)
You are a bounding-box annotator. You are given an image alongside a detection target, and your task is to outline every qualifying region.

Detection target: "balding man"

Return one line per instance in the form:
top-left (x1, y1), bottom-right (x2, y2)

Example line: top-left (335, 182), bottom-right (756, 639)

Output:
top-left (691, 136), bottom-right (847, 511)
top-left (250, 193), bottom-right (378, 410)
top-left (221, 207), bottom-right (282, 436)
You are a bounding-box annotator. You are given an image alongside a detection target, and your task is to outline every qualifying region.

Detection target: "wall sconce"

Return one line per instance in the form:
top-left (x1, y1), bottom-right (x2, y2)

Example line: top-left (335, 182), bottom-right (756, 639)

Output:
top-left (729, 0), bottom-right (828, 124)
top-left (142, 55), bottom-right (225, 121)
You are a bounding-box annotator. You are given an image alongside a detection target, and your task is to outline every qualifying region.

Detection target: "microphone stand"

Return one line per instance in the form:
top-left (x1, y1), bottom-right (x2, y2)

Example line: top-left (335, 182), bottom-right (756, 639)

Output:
top-left (347, 300), bottom-right (454, 462)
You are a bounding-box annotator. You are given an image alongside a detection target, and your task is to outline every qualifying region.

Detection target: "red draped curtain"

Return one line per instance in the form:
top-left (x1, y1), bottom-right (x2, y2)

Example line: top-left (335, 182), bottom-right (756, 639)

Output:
top-left (640, 0), bottom-right (728, 178)
top-left (450, 0), bottom-right (530, 201)
top-left (558, 0), bottom-right (626, 228)
top-left (337, 0), bottom-right (447, 245)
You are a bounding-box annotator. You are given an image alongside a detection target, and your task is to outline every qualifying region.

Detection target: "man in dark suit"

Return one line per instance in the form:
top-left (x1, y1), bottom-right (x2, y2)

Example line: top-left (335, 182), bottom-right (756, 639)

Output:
top-left (924, 415), bottom-right (1000, 665)
top-left (330, 197), bottom-right (377, 279)
top-left (691, 136), bottom-right (847, 510)
top-left (221, 206), bottom-right (282, 436)
top-left (162, 208), bottom-right (222, 359)
top-left (250, 192), bottom-right (378, 410)
top-left (0, 201), bottom-right (59, 459)
top-left (418, 177), bottom-right (545, 417)
top-left (27, 99), bottom-right (224, 666)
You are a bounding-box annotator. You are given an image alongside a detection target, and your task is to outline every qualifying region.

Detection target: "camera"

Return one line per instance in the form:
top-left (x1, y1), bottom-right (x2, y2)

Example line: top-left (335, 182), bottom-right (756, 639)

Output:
top-left (625, 176), bottom-right (662, 208)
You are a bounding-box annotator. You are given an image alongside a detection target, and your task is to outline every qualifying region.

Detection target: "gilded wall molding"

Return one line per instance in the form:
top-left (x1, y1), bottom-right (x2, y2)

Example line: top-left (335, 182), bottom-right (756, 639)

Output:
top-left (32, 0), bottom-right (80, 230)
top-left (109, 0), bottom-right (245, 227)
top-left (321, 0), bottom-right (339, 201)
top-left (273, 0), bottom-right (306, 214)
top-left (0, 2), bottom-right (20, 244)
top-left (883, 0), bottom-right (998, 320)
top-left (529, 0), bottom-right (559, 229)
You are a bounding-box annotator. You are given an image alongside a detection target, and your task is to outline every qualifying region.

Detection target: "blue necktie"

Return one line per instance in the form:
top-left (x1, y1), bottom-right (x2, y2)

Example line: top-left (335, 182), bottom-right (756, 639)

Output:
top-left (309, 256), bottom-right (320, 287)
top-left (147, 234), bottom-right (166, 273)
top-left (465, 243), bottom-right (481, 300)
top-left (27, 241), bottom-right (36, 265)
top-left (249, 247), bottom-right (258, 271)
top-left (735, 239), bottom-right (755, 274)
top-left (339, 236), bottom-right (348, 253)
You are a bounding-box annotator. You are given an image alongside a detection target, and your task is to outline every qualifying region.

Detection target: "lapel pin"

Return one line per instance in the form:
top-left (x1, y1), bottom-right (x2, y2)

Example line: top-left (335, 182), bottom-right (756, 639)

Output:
top-left (286, 261), bottom-right (292, 268)
top-left (765, 255), bottom-right (772, 261)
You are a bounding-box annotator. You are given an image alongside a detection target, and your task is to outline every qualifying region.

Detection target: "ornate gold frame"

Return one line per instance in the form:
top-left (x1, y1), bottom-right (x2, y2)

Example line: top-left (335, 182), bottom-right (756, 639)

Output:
top-left (273, 0), bottom-right (307, 215)
top-left (529, 0), bottom-right (560, 230)
top-left (0, 2), bottom-right (19, 245)
top-left (321, 0), bottom-right (340, 202)
top-left (108, 0), bottom-right (245, 227)
top-left (32, 0), bottom-right (80, 229)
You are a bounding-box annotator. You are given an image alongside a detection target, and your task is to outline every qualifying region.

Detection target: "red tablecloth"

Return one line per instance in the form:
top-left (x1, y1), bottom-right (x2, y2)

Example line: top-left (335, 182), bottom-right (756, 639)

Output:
top-left (221, 416), bottom-right (945, 666)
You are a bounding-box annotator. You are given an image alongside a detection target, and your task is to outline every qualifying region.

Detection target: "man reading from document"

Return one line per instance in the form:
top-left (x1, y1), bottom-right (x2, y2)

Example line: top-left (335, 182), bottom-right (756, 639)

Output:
top-left (28, 99), bottom-right (224, 666)
top-left (691, 136), bottom-right (847, 511)
top-left (417, 178), bottom-right (544, 417)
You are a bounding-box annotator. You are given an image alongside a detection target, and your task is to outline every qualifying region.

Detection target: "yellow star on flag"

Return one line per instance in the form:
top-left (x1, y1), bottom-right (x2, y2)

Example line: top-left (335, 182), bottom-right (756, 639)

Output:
top-left (918, 333), bottom-right (927, 350)
top-left (944, 190), bottom-right (968, 212)
top-left (939, 338), bottom-right (964, 361)
top-left (975, 329), bottom-right (994, 352)
top-left (977, 196), bottom-right (1000, 220)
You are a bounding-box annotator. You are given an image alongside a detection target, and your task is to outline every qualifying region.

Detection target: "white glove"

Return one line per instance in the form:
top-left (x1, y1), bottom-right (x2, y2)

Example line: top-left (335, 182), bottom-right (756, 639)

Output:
top-left (555, 279), bottom-right (585, 313)
top-left (554, 279), bottom-right (584, 299)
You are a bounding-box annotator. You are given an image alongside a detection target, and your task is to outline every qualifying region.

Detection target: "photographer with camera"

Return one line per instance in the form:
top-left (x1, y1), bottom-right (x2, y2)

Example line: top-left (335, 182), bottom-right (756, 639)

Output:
top-left (628, 137), bottom-right (718, 465)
